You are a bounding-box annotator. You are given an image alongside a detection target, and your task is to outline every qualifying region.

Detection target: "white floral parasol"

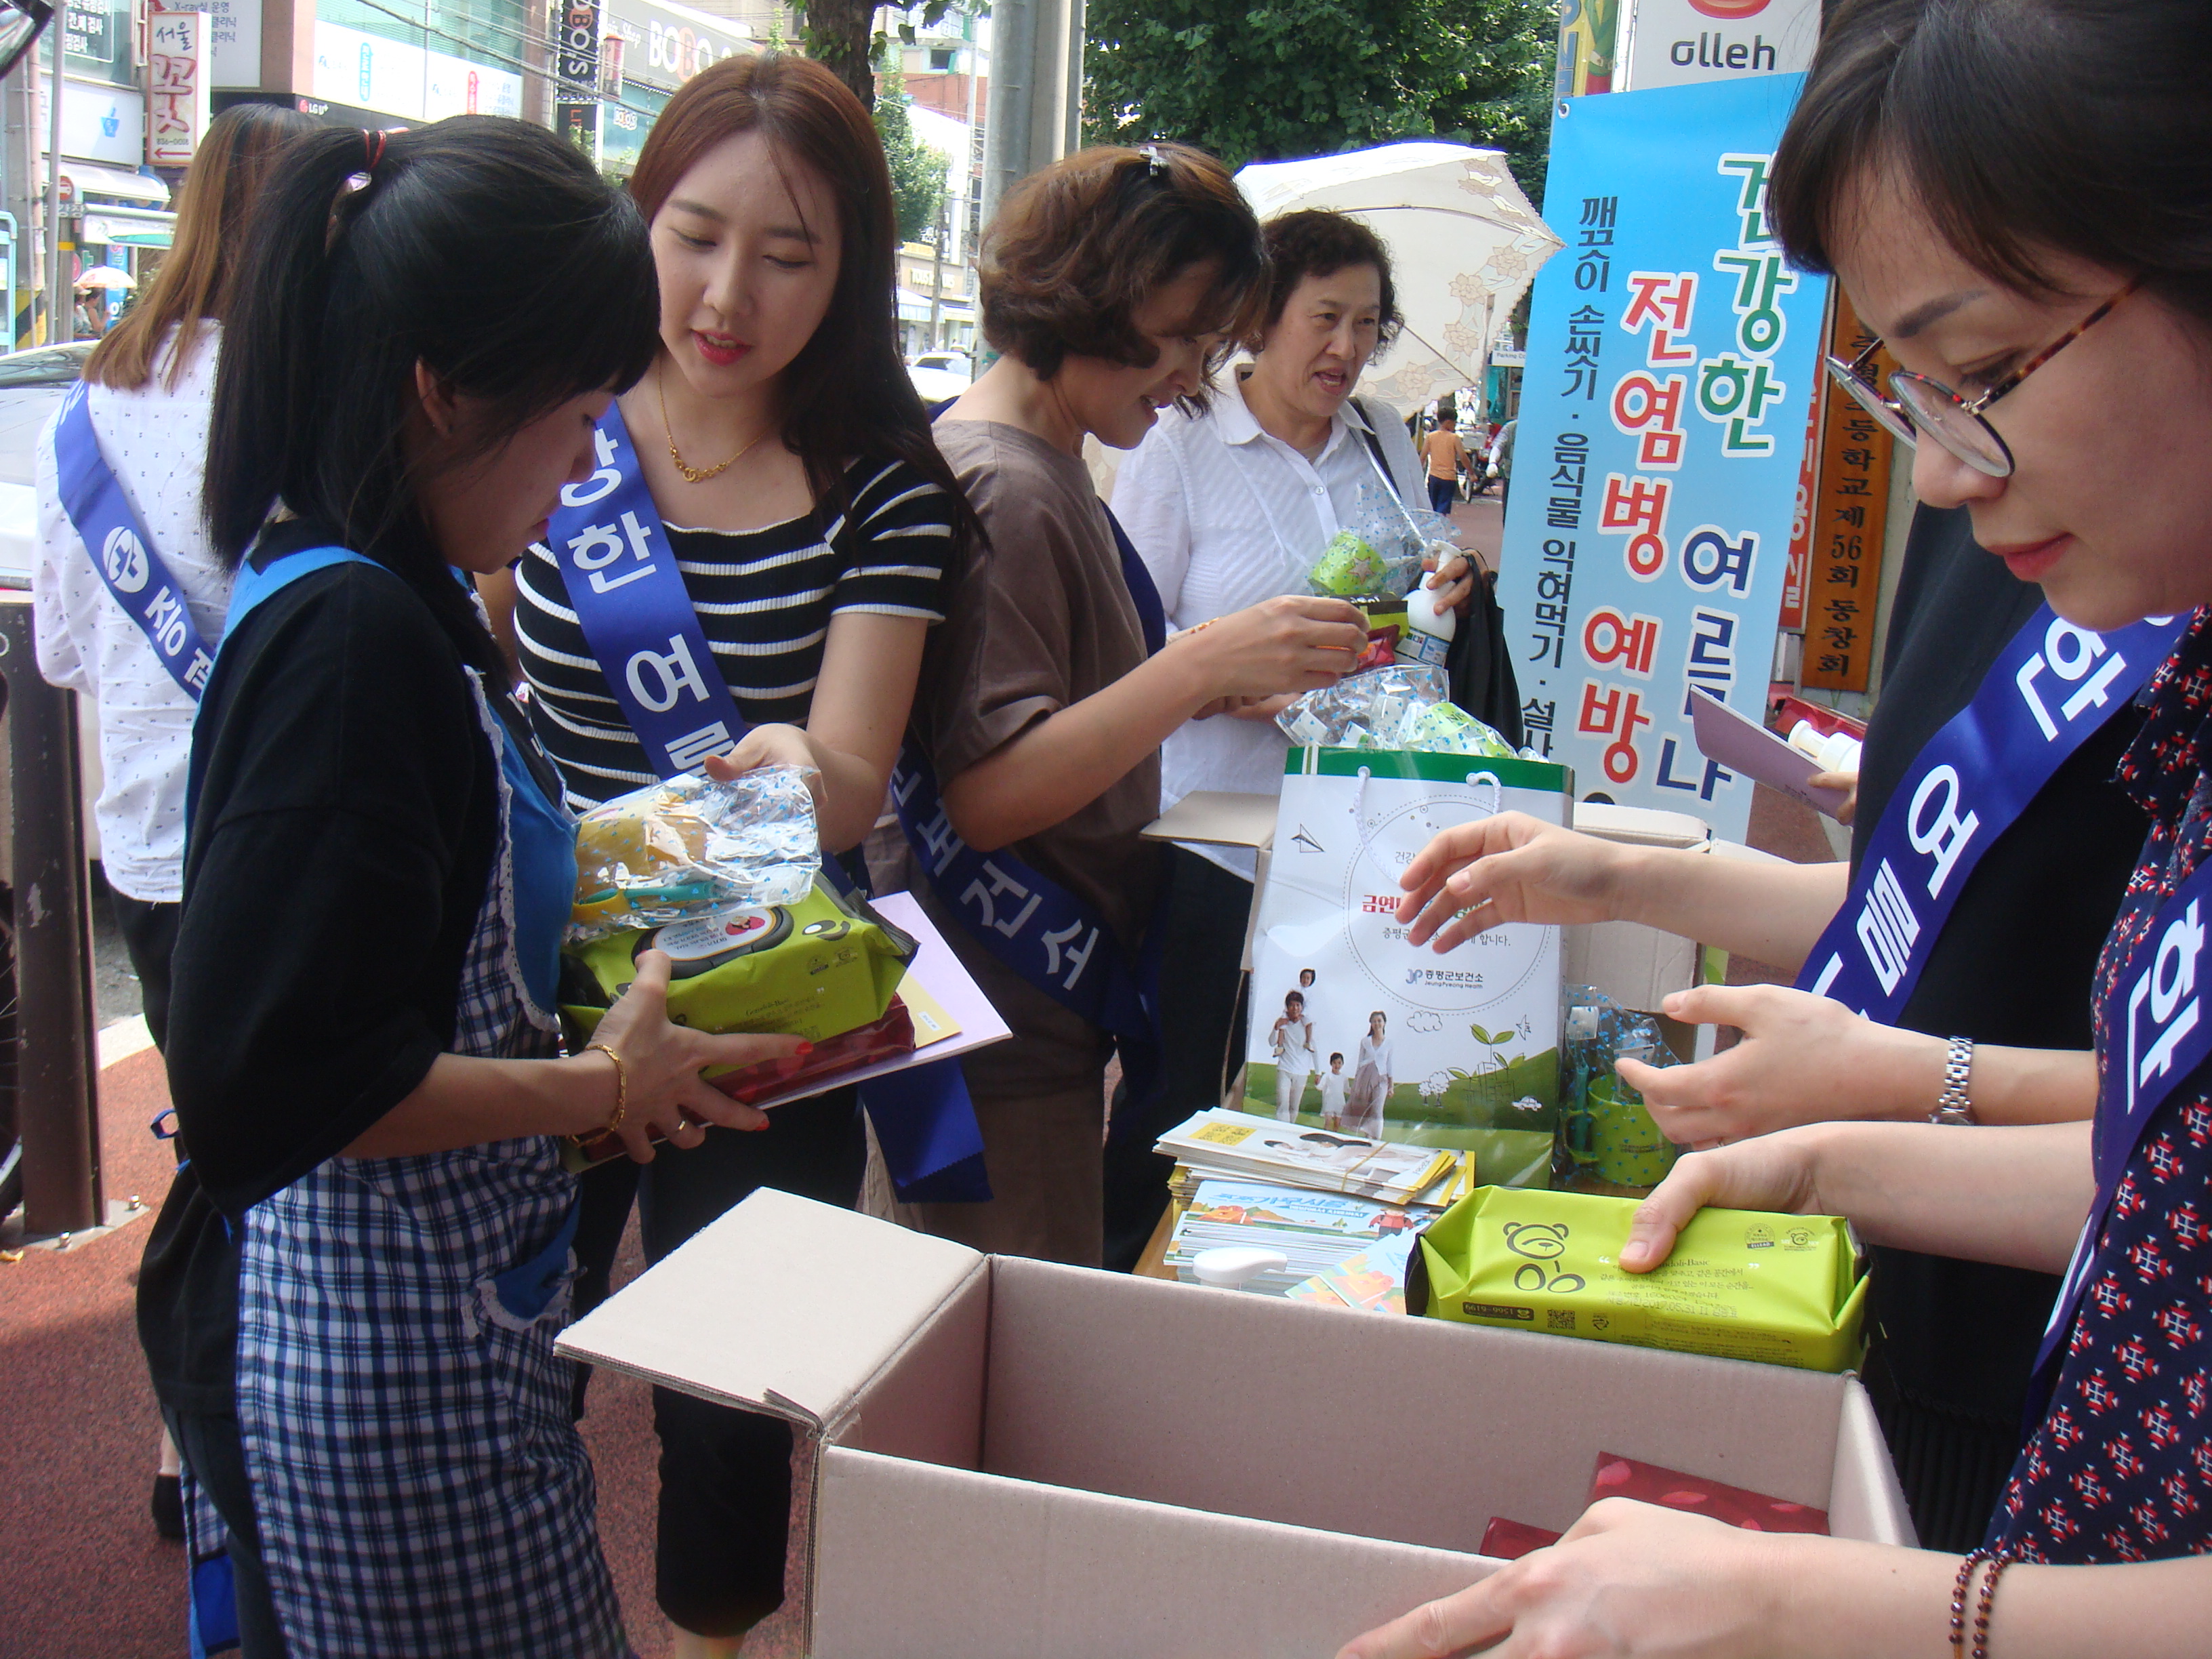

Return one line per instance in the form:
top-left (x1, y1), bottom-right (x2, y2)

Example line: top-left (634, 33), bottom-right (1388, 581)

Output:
top-left (1236, 142), bottom-right (1563, 415)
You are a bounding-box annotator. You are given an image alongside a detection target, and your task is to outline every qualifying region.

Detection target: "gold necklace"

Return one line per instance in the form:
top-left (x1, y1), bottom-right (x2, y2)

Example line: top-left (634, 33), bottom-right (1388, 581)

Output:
top-left (657, 363), bottom-right (772, 485)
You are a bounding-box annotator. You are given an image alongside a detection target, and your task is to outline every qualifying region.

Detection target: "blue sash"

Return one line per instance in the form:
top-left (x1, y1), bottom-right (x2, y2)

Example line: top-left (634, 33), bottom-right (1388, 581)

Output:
top-left (891, 745), bottom-right (1164, 1116)
top-left (1797, 605), bottom-right (2186, 1021)
top-left (546, 403), bottom-right (989, 1201)
top-left (54, 382), bottom-right (218, 699)
top-left (2028, 851), bottom-right (2212, 1427)
top-left (538, 400), bottom-right (745, 776)
top-left (887, 498), bottom-right (1167, 1120)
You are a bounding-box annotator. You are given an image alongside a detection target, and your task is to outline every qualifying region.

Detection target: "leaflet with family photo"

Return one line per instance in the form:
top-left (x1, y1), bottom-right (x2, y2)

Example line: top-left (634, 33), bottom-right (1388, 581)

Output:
top-left (1239, 750), bottom-right (1571, 1186)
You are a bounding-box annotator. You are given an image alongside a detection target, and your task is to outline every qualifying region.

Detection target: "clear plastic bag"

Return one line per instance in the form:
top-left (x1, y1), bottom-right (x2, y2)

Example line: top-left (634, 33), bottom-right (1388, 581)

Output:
top-left (1555, 985), bottom-right (1683, 1195)
top-left (1301, 480), bottom-right (1462, 601)
top-left (1275, 663), bottom-right (1516, 757)
top-left (569, 765), bottom-right (821, 941)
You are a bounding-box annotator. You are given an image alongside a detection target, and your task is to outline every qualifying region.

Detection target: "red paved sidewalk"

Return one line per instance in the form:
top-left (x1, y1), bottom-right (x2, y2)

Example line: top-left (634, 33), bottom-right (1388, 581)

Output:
top-left (0, 1040), bottom-right (674, 1659)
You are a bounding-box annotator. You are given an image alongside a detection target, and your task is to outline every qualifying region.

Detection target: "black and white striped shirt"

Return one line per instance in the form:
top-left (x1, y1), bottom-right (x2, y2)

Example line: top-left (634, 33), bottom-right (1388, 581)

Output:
top-left (514, 455), bottom-right (954, 810)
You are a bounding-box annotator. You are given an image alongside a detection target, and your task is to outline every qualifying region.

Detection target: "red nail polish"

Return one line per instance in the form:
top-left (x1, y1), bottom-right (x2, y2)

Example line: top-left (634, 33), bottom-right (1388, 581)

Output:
top-left (795, 1042), bottom-right (814, 1057)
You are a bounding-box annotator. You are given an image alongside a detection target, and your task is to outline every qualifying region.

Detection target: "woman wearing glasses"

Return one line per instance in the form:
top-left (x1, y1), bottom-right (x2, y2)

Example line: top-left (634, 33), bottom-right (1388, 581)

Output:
top-left (1377, 36), bottom-right (2163, 1561)
top-left (1346, 0), bottom-right (2212, 1652)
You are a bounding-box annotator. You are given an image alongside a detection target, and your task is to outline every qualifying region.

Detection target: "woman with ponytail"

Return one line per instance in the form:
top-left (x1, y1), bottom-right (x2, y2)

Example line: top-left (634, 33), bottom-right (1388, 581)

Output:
top-left (136, 117), bottom-right (805, 1656)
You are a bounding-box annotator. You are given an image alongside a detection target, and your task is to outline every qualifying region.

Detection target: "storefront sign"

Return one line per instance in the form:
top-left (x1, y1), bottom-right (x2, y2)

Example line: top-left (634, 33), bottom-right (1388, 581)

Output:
top-left (604, 0), bottom-right (746, 96)
top-left (1618, 0), bottom-right (1821, 92)
top-left (554, 0), bottom-right (602, 157)
top-left (310, 19), bottom-right (523, 123)
top-left (63, 0), bottom-right (137, 85)
top-left (62, 1), bottom-right (111, 64)
top-left (163, 0), bottom-right (264, 90)
top-left (1777, 358), bottom-right (1824, 632)
top-left (147, 11), bottom-right (211, 165)
top-left (1496, 76), bottom-right (1827, 840)
top-left (1799, 291), bottom-right (1894, 692)
top-left (56, 70), bottom-right (146, 165)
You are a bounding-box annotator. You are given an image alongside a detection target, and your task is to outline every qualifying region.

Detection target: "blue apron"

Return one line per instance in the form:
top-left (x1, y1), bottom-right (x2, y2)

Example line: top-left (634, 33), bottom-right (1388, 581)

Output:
top-left (213, 546), bottom-right (624, 1656)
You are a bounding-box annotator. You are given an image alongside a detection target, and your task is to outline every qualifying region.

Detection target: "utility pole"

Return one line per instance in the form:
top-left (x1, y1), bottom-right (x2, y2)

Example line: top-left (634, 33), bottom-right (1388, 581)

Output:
top-left (981, 0), bottom-right (1080, 228)
top-left (43, 30), bottom-right (63, 346)
top-left (927, 198), bottom-right (945, 350)
top-left (979, 0), bottom-right (1031, 231)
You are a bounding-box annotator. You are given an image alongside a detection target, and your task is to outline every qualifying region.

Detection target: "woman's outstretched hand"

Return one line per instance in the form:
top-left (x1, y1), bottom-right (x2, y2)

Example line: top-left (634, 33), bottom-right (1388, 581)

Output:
top-left (1614, 984), bottom-right (1940, 1147)
top-left (1334, 1498), bottom-right (1797, 1658)
top-left (581, 949), bottom-right (809, 1162)
top-left (1395, 814), bottom-right (1637, 951)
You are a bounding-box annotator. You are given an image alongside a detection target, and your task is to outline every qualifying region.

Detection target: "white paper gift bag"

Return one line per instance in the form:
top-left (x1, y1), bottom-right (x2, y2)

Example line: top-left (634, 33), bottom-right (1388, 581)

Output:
top-left (1239, 748), bottom-right (1570, 1187)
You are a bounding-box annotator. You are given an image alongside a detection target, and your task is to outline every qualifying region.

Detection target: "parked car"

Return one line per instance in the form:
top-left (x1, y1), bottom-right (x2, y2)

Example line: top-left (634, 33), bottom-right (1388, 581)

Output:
top-left (907, 355), bottom-right (972, 405)
top-left (0, 342), bottom-right (94, 588)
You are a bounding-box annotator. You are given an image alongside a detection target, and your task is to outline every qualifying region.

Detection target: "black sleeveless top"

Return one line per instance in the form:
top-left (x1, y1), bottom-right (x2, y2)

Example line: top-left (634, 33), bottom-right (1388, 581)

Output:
top-left (1851, 504), bottom-right (2152, 1549)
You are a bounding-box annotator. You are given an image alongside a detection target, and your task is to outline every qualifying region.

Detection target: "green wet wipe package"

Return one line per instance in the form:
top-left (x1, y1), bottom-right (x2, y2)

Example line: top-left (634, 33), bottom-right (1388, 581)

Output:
top-left (559, 879), bottom-right (914, 1067)
top-left (1408, 1186), bottom-right (1868, 1373)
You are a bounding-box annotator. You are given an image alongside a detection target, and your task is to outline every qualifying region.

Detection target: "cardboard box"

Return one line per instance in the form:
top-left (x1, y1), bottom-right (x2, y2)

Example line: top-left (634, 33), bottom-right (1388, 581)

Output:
top-left (559, 1190), bottom-right (1915, 1658)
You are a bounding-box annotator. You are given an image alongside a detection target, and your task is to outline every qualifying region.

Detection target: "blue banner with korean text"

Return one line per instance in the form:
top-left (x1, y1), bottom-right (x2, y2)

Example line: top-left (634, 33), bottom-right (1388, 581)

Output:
top-left (1496, 75), bottom-right (1826, 840)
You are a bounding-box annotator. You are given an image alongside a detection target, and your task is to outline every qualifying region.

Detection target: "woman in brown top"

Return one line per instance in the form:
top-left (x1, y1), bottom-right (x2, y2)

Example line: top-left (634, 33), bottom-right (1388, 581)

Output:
top-left (881, 144), bottom-right (1368, 1265)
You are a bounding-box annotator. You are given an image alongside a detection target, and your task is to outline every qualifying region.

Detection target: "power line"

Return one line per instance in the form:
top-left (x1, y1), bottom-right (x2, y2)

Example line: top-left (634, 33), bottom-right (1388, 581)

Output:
top-left (337, 0), bottom-right (672, 123)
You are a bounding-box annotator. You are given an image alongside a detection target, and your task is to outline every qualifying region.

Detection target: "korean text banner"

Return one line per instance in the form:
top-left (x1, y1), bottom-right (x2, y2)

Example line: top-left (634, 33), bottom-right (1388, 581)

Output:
top-left (1497, 75), bottom-right (1826, 842)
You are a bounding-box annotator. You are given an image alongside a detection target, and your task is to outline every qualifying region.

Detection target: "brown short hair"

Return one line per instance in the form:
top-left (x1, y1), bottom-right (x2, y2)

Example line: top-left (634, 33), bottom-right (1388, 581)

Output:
top-left (980, 144), bottom-right (1265, 382)
top-left (1248, 209), bottom-right (1403, 354)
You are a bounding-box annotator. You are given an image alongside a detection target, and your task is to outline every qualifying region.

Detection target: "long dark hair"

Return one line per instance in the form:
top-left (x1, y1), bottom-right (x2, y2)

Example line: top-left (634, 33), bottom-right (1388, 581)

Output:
top-left (86, 102), bottom-right (319, 392)
top-left (628, 53), bottom-right (979, 552)
top-left (205, 117), bottom-right (661, 686)
top-left (1769, 0), bottom-right (2212, 325)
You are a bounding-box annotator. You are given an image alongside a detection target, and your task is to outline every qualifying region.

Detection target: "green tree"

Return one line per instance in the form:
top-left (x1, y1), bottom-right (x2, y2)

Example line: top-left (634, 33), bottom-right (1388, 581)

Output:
top-left (800, 0), bottom-right (977, 112)
top-left (1083, 0), bottom-right (1557, 201)
top-left (874, 60), bottom-right (951, 243)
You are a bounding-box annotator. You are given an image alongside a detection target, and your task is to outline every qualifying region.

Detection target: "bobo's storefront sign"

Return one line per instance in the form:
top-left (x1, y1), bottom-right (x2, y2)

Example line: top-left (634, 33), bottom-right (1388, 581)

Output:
top-left (1496, 75), bottom-right (1826, 840)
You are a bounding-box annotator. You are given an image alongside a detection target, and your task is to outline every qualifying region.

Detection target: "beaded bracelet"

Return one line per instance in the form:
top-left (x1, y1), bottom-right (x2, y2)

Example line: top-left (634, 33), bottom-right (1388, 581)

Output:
top-left (1949, 1549), bottom-right (1988, 1651)
top-left (1948, 1548), bottom-right (2016, 1657)
top-left (1973, 1552), bottom-right (2016, 1659)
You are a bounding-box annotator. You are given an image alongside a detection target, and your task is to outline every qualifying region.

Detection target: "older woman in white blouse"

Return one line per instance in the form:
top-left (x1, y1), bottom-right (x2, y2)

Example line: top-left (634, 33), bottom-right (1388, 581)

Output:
top-left (1099, 208), bottom-right (1474, 1269)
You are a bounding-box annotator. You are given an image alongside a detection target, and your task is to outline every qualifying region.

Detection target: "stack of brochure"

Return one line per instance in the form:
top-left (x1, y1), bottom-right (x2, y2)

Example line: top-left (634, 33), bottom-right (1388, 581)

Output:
top-left (1286, 1232), bottom-right (1420, 1315)
top-left (1166, 1179), bottom-right (1427, 1296)
top-left (1154, 1108), bottom-right (1461, 1206)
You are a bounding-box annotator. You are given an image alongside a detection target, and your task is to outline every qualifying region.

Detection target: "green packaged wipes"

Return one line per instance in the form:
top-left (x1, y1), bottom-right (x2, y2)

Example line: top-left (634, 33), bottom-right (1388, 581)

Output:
top-left (1410, 1185), bottom-right (1867, 1372)
top-left (559, 880), bottom-right (914, 1062)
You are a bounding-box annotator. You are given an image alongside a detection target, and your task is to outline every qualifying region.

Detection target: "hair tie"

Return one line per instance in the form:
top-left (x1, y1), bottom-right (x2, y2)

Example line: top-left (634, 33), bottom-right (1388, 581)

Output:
top-left (364, 129), bottom-right (386, 172)
top-left (1138, 143), bottom-right (1167, 177)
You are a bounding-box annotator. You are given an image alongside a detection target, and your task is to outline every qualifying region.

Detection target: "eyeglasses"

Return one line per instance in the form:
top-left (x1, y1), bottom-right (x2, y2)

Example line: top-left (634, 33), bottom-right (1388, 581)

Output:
top-left (1824, 278), bottom-right (2139, 478)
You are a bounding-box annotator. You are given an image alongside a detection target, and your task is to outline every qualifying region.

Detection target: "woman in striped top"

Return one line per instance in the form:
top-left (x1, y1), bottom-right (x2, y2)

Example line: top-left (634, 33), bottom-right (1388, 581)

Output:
top-left (479, 54), bottom-right (975, 1659)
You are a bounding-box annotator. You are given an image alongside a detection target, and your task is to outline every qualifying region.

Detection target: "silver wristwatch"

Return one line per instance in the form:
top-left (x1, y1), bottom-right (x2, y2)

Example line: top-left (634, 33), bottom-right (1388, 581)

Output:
top-left (1931, 1035), bottom-right (1975, 1125)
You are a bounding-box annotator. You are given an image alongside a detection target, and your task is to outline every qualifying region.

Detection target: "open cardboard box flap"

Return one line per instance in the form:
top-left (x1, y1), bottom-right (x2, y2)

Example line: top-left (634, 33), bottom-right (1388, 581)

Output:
top-left (562, 1193), bottom-right (1912, 1658)
top-left (557, 1187), bottom-right (983, 1427)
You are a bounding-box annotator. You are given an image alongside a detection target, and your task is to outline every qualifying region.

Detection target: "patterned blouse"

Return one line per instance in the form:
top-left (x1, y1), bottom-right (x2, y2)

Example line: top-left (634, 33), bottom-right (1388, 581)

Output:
top-left (1988, 607), bottom-right (2212, 1563)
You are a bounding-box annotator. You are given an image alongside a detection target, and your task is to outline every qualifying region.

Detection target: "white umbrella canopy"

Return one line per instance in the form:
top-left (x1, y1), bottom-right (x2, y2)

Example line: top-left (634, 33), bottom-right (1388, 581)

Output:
top-left (1235, 142), bottom-right (1563, 413)
top-left (74, 266), bottom-right (136, 291)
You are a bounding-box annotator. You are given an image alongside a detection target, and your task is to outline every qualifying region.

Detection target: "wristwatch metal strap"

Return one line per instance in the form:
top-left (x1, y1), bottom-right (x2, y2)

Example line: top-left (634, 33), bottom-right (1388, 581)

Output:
top-left (1932, 1035), bottom-right (1975, 1126)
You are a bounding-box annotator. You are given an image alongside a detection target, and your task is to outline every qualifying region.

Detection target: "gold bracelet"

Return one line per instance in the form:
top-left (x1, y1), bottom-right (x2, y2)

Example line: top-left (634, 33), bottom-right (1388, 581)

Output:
top-left (584, 1041), bottom-right (628, 1134)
